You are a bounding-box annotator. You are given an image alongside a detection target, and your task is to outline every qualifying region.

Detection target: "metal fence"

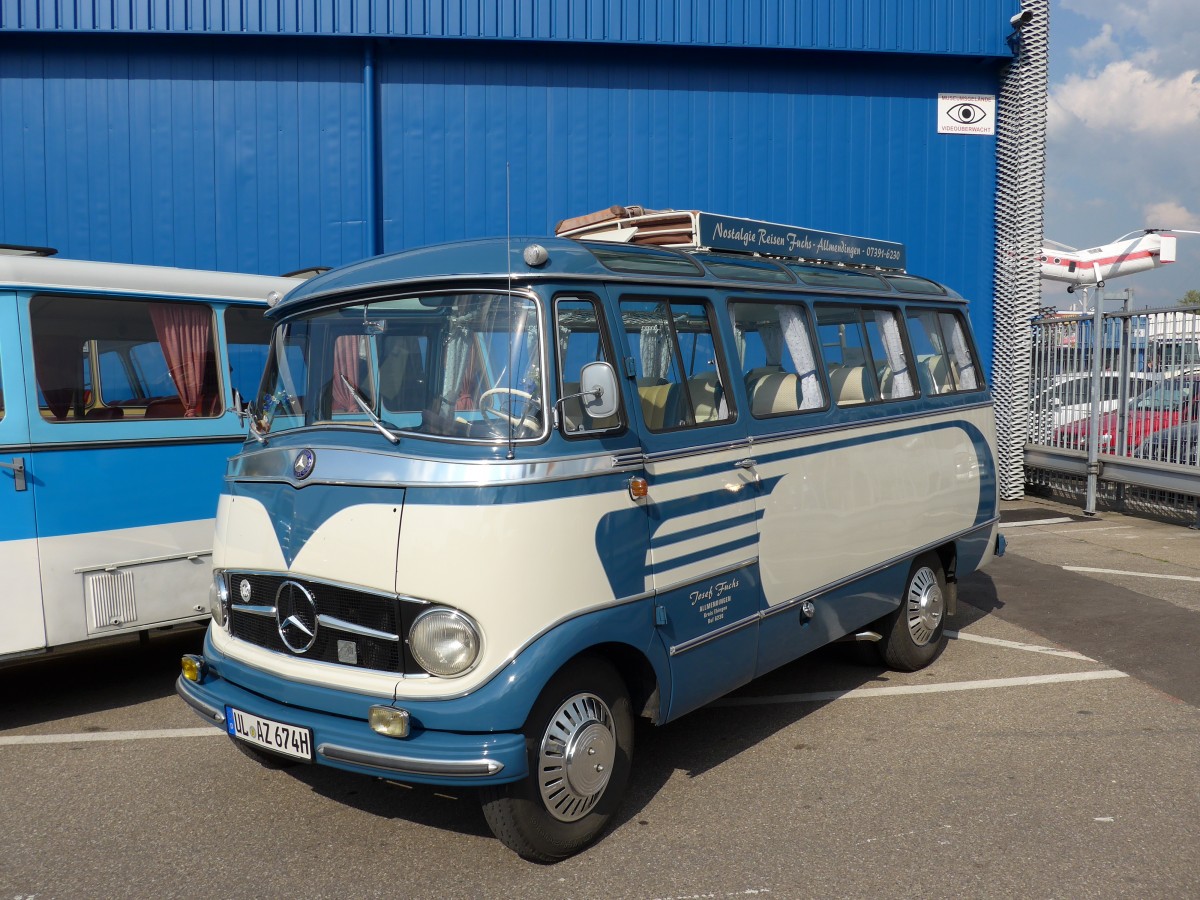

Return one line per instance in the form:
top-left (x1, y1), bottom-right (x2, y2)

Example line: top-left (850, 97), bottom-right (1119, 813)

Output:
top-left (1024, 294), bottom-right (1200, 522)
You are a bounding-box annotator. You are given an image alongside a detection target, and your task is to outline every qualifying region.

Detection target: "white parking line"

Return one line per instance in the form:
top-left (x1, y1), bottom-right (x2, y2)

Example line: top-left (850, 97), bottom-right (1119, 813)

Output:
top-left (1000, 517), bottom-right (1074, 528)
top-left (946, 630), bottom-right (1095, 661)
top-left (1063, 566), bottom-right (1200, 583)
top-left (714, 670), bottom-right (1128, 707)
top-left (0, 727), bottom-right (224, 747)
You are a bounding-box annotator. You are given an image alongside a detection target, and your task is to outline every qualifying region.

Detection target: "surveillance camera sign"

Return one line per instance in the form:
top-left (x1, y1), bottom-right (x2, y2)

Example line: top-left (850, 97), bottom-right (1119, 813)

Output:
top-left (937, 93), bottom-right (996, 135)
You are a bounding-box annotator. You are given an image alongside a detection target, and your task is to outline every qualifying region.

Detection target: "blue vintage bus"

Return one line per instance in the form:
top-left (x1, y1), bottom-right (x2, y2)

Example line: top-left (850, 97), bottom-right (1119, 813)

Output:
top-left (177, 208), bottom-right (1001, 860)
top-left (0, 251), bottom-right (302, 661)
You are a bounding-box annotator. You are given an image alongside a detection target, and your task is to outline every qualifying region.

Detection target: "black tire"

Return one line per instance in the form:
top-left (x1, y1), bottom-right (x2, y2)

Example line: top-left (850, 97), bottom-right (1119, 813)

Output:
top-left (480, 656), bottom-right (634, 863)
top-left (878, 553), bottom-right (948, 672)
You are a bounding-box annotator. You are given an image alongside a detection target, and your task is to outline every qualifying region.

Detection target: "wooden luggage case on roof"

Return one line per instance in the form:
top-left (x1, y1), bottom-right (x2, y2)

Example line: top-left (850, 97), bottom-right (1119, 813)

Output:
top-left (555, 205), bottom-right (699, 247)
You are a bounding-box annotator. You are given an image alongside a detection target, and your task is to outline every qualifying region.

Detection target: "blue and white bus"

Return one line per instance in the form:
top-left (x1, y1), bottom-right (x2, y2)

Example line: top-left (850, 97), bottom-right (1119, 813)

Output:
top-left (0, 251), bottom-right (302, 660)
top-left (177, 208), bottom-right (1001, 860)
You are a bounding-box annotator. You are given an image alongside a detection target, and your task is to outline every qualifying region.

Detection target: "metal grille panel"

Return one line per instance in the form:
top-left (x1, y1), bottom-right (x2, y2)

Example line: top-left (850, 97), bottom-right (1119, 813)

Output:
top-left (86, 570), bottom-right (137, 630)
top-left (226, 572), bottom-right (417, 674)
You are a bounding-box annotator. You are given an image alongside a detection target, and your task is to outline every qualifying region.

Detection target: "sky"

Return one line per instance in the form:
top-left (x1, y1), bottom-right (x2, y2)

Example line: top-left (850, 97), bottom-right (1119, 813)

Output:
top-left (1044, 0), bottom-right (1200, 309)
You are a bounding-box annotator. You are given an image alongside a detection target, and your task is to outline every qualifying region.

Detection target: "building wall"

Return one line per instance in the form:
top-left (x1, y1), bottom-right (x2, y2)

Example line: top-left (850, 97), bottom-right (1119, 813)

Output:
top-left (0, 33), bottom-right (1007, 371)
top-left (0, 0), bottom-right (1017, 56)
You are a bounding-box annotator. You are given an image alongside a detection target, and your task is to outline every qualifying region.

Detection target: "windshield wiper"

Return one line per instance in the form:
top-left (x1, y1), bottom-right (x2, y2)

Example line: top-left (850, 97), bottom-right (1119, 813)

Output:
top-left (339, 375), bottom-right (400, 445)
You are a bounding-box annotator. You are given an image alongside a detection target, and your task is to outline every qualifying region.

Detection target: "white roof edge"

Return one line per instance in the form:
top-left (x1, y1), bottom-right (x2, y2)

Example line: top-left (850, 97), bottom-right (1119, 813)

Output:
top-left (0, 255), bottom-right (304, 303)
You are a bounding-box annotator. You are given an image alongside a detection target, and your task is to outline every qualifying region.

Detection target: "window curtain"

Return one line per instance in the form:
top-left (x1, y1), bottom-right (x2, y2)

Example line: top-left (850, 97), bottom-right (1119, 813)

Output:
top-left (873, 310), bottom-right (915, 398)
top-left (758, 321), bottom-right (784, 367)
top-left (638, 323), bottom-right (673, 381)
top-left (148, 304), bottom-right (213, 417)
top-left (944, 315), bottom-right (979, 390)
top-left (332, 335), bottom-right (364, 412)
top-left (777, 306), bottom-right (824, 410)
top-left (33, 334), bottom-right (82, 420)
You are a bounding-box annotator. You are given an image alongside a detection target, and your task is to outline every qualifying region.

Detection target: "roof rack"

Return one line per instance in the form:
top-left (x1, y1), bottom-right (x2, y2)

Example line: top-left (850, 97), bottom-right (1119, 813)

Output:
top-left (555, 205), bottom-right (906, 272)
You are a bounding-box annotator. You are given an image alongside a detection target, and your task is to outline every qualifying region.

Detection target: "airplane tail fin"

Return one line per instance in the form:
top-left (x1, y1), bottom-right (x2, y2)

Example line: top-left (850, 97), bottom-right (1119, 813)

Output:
top-left (1159, 233), bottom-right (1177, 264)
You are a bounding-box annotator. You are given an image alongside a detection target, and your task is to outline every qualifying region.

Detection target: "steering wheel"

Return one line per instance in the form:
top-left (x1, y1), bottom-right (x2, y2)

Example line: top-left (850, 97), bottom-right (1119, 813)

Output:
top-left (478, 387), bottom-right (536, 428)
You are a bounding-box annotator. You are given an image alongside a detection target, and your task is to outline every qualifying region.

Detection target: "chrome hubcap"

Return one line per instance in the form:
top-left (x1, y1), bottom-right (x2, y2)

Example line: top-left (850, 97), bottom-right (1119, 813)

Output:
top-left (906, 566), bottom-right (943, 646)
top-left (537, 692), bottom-right (616, 822)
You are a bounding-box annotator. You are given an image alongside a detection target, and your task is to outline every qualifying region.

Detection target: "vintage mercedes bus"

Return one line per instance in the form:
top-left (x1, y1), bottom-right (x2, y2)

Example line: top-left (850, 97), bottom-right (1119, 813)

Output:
top-left (0, 251), bottom-right (301, 661)
top-left (177, 208), bottom-right (1001, 861)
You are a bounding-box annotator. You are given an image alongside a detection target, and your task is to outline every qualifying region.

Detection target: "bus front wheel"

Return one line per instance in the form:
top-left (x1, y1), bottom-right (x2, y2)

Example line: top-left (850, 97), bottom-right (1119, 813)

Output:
top-left (879, 553), bottom-right (948, 672)
top-left (481, 656), bottom-right (633, 862)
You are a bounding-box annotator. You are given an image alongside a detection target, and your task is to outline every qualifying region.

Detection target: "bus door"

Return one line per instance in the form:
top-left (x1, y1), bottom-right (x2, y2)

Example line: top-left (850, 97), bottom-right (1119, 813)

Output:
top-left (0, 295), bottom-right (45, 656)
top-left (616, 295), bottom-right (761, 719)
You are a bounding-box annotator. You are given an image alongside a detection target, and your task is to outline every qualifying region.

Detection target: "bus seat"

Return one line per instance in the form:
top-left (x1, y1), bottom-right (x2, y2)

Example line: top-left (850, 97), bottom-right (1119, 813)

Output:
top-left (687, 372), bottom-right (724, 422)
top-left (877, 365), bottom-right (894, 396)
top-left (84, 407), bottom-right (124, 420)
top-left (637, 379), bottom-right (679, 430)
top-left (144, 397), bottom-right (185, 418)
top-left (751, 372), bottom-right (801, 416)
top-left (829, 366), bottom-right (868, 405)
top-left (919, 355), bottom-right (951, 394)
top-left (743, 365), bottom-right (783, 390)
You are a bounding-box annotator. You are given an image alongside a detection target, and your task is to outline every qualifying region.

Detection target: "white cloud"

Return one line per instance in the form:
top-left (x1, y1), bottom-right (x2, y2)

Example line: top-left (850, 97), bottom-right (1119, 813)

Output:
top-left (1069, 23), bottom-right (1120, 67)
top-left (1048, 61), bottom-right (1200, 135)
top-left (1142, 201), bottom-right (1200, 230)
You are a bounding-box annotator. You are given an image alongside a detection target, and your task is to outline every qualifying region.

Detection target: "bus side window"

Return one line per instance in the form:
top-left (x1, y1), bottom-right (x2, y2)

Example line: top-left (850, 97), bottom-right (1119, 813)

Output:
top-left (814, 305), bottom-right (881, 406)
top-left (620, 298), bottom-right (733, 431)
top-left (907, 309), bottom-right (980, 393)
top-left (554, 296), bottom-right (623, 434)
top-left (729, 301), bottom-right (825, 416)
top-left (30, 295), bottom-right (222, 421)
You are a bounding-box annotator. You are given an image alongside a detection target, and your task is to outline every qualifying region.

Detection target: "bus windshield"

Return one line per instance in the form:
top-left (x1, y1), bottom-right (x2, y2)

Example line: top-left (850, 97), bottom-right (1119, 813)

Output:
top-left (255, 292), bottom-right (545, 442)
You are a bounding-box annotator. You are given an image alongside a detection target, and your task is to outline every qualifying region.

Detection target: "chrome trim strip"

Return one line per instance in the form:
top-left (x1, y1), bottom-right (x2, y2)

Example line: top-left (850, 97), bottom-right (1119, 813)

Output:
top-left (761, 516), bottom-right (1001, 620)
top-left (229, 402), bottom-right (991, 489)
top-left (175, 676), bottom-right (226, 726)
top-left (74, 549), bottom-right (212, 574)
top-left (21, 434), bottom-right (244, 453)
top-left (230, 444), bottom-right (642, 489)
top-left (232, 603), bottom-right (276, 618)
top-left (668, 611), bottom-right (761, 656)
top-left (221, 568), bottom-right (427, 606)
top-left (317, 615), bottom-right (400, 642)
top-left (317, 742), bottom-right (504, 777)
top-left (654, 558), bottom-right (757, 597)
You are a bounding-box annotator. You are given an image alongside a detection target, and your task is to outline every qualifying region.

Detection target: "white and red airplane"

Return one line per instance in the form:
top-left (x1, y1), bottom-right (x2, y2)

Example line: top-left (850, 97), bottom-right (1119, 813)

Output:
top-left (1040, 229), bottom-right (1178, 292)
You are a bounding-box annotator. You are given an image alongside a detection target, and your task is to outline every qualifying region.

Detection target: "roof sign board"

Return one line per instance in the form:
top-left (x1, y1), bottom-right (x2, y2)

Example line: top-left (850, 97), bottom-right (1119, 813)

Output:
top-left (697, 213), bottom-right (906, 270)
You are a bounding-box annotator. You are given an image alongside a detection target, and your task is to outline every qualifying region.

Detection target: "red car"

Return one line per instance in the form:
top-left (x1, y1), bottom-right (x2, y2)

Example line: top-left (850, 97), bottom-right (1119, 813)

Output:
top-left (1053, 378), bottom-right (1200, 453)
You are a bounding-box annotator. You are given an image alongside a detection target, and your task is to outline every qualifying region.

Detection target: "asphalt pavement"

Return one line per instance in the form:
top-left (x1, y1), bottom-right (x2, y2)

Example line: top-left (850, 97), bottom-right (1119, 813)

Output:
top-left (2, 496), bottom-right (1199, 899)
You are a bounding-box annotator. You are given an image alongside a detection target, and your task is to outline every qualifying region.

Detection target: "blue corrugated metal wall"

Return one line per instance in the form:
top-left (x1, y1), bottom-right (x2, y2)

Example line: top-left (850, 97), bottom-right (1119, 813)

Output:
top-left (0, 29), bottom-right (1010, 371)
top-left (0, 37), bottom-right (368, 273)
top-left (0, 0), bottom-right (1018, 57)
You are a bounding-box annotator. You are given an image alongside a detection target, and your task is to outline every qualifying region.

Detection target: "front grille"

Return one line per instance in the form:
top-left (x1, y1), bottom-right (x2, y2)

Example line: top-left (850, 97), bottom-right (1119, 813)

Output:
top-left (225, 572), bottom-right (424, 674)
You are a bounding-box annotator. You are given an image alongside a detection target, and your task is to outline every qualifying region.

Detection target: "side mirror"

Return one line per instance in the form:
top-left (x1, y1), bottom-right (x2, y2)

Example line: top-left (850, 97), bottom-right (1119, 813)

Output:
top-left (232, 389), bottom-right (248, 422)
top-left (578, 361), bottom-right (619, 420)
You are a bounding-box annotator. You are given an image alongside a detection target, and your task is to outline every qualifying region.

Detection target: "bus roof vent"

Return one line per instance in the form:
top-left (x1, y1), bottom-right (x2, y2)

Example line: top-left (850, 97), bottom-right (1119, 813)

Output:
top-left (555, 206), bottom-right (906, 272)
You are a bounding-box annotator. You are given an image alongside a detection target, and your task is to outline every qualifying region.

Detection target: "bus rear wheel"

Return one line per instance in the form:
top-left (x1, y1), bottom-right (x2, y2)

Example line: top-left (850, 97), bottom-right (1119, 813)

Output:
top-left (481, 656), bottom-right (633, 862)
top-left (879, 553), bottom-right (948, 672)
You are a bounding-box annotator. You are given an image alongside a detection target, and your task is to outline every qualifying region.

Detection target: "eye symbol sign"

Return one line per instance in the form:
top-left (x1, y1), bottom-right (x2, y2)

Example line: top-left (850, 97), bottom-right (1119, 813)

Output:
top-left (947, 103), bottom-right (987, 124)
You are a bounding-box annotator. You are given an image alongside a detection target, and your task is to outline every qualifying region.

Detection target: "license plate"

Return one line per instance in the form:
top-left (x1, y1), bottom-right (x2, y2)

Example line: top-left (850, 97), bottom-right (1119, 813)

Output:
top-left (225, 705), bottom-right (313, 762)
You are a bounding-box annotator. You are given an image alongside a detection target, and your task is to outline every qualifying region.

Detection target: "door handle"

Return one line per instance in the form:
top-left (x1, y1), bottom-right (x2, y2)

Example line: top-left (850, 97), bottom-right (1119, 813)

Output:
top-left (0, 457), bottom-right (26, 492)
top-left (733, 458), bottom-right (759, 483)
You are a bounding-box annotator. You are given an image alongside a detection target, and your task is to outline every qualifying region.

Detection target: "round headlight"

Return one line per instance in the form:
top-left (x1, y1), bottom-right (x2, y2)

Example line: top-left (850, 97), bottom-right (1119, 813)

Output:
top-left (210, 572), bottom-right (230, 630)
top-left (408, 608), bottom-right (481, 677)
